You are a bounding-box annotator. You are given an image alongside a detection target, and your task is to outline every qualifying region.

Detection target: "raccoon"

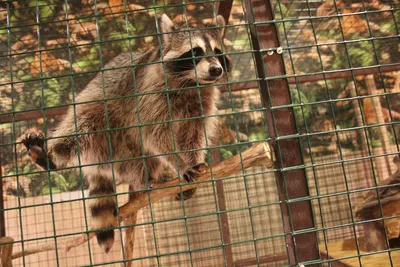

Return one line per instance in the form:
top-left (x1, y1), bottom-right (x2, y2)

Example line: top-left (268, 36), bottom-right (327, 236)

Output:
top-left (22, 13), bottom-right (231, 253)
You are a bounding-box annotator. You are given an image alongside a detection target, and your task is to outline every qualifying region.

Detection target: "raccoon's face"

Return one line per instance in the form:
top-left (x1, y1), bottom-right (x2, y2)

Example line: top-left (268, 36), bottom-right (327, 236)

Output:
top-left (160, 14), bottom-right (231, 85)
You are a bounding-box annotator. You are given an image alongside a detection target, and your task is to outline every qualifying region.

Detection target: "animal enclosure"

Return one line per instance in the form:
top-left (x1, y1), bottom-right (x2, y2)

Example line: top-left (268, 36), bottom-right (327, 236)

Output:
top-left (1, 0), bottom-right (400, 266)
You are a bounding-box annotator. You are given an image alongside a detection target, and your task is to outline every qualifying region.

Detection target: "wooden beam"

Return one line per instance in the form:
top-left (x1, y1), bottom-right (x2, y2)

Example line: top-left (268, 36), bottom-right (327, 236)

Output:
top-left (365, 75), bottom-right (394, 177)
top-left (0, 106), bottom-right (68, 124)
top-left (230, 64), bottom-right (400, 92)
top-left (1, 65), bottom-right (400, 125)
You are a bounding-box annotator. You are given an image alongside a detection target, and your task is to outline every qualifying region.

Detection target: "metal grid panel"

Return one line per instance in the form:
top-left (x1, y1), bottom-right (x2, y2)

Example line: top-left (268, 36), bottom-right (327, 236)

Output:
top-left (0, 0), bottom-right (400, 266)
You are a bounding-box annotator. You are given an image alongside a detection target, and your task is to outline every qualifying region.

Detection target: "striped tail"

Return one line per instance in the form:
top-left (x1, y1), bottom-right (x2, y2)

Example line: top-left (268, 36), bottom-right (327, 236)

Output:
top-left (88, 176), bottom-right (117, 253)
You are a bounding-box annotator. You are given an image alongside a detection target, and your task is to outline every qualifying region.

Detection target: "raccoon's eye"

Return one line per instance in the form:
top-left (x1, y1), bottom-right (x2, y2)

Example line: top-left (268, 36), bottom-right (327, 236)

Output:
top-left (214, 48), bottom-right (222, 55)
top-left (179, 47), bottom-right (204, 59)
top-left (171, 47), bottom-right (204, 73)
top-left (192, 47), bottom-right (204, 57)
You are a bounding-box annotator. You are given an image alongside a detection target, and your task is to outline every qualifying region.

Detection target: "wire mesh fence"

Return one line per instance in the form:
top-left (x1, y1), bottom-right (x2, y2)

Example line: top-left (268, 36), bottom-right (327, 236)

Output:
top-left (1, 0), bottom-right (400, 266)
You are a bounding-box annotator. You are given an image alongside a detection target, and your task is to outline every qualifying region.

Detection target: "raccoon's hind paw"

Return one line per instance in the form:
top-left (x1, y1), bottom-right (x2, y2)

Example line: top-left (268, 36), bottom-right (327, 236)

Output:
top-left (21, 132), bottom-right (56, 170)
top-left (175, 163), bottom-right (207, 201)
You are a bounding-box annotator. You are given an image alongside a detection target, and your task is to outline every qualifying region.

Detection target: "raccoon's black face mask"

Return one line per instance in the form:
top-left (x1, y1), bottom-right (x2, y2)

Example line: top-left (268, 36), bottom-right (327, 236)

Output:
top-left (159, 14), bottom-right (231, 85)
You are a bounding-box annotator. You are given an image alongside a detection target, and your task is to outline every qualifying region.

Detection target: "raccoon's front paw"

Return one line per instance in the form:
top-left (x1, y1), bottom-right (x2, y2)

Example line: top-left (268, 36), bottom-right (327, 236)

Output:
top-left (21, 132), bottom-right (46, 162)
top-left (175, 163), bottom-right (207, 201)
top-left (21, 132), bottom-right (55, 169)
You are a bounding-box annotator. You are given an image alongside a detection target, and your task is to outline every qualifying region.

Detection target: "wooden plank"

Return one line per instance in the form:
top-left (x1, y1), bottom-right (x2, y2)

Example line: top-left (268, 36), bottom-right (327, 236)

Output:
top-left (233, 253), bottom-right (287, 266)
top-left (243, 0), bottom-right (319, 265)
top-left (319, 238), bottom-right (400, 267)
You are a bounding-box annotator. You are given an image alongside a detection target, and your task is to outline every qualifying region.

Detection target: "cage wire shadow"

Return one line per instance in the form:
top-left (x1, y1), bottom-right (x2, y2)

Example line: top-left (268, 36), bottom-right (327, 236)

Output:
top-left (0, 0), bottom-right (400, 266)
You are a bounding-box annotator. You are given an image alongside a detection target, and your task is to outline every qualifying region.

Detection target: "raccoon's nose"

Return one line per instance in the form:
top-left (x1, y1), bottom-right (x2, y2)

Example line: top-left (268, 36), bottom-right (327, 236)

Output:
top-left (209, 65), bottom-right (223, 78)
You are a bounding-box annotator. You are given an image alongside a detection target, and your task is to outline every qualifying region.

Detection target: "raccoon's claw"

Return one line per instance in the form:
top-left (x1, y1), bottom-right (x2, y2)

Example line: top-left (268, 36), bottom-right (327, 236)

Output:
top-left (21, 132), bottom-right (56, 170)
top-left (22, 132), bottom-right (45, 150)
top-left (21, 132), bottom-right (46, 162)
top-left (176, 188), bottom-right (196, 201)
top-left (175, 163), bottom-right (207, 201)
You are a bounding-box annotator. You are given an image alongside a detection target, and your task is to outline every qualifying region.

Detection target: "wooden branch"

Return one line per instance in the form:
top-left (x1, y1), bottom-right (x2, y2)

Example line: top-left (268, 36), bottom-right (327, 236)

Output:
top-left (123, 212), bottom-right (138, 267)
top-left (123, 190), bottom-right (141, 266)
top-left (1, 236), bottom-right (14, 267)
top-left (356, 195), bottom-right (400, 218)
top-left (11, 141), bottom-right (273, 259)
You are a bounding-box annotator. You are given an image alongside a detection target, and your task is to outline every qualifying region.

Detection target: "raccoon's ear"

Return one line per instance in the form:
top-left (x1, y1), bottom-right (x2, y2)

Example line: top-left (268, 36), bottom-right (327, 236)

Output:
top-left (211, 15), bottom-right (226, 37)
top-left (160, 14), bottom-right (177, 43)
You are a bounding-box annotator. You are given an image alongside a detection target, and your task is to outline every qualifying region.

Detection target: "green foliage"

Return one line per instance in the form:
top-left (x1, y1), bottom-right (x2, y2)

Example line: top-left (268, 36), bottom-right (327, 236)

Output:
top-left (3, 1), bottom-right (160, 113)
top-left (219, 148), bottom-right (233, 160)
top-left (6, 162), bottom-right (81, 197)
top-left (290, 84), bottom-right (328, 132)
top-left (51, 172), bottom-right (80, 192)
top-left (43, 78), bottom-right (69, 107)
top-left (347, 39), bottom-right (376, 67)
top-left (248, 127), bottom-right (267, 142)
top-left (219, 127), bottom-right (267, 161)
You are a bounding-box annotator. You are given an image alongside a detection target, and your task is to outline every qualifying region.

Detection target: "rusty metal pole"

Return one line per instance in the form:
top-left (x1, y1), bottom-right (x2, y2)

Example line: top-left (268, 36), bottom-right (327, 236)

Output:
top-left (243, 0), bottom-right (319, 265)
top-left (0, 149), bottom-right (6, 238)
top-left (215, 0), bottom-right (233, 23)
